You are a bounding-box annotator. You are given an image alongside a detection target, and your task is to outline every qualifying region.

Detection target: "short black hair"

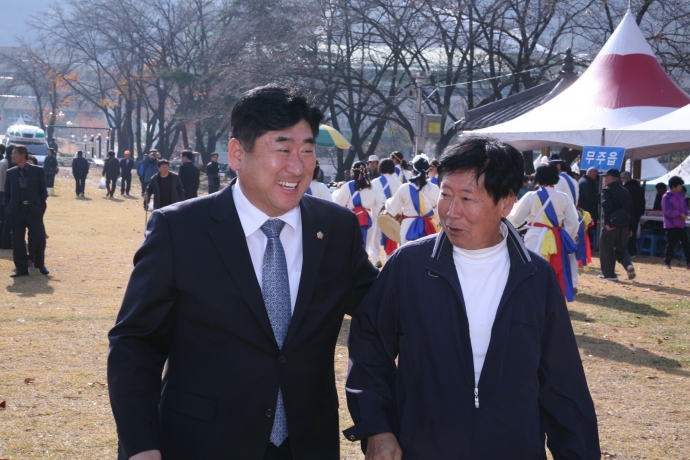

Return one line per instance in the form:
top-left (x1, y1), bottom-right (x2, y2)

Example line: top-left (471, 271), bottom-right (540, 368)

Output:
top-left (523, 175), bottom-right (530, 184)
top-left (0, 144), bottom-right (5, 154)
top-left (107, 150), bottom-right (115, 156)
top-left (669, 175), bottom-right (685, 189)
top-left (157, 159), bottom-right (170, 167)
top-left (656, 182), bottom-right (667, 191)
top-left (211, 152), bottom-right (218, 157)
top-left (14, 145), bottom-right (29, 160)
top-left (534, 164), bottom-right (559, 186)
top-left (181, 150), bottom-right (194, 160)
top-left (438, 136), bottom-right (524, 204)
top-left (231, 84), bottom-right (323, 153)
top-left (378, 158), bottom-right (395, 175)
top-left (47, 148), bottom-right (55, 155)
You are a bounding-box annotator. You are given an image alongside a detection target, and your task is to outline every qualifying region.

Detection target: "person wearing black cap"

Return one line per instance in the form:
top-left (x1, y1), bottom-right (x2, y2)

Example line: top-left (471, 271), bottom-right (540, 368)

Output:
top-left (206, 152), bottom-right (221, 193)
top-left (71, 150), bottom-right (90, 197)
top-left (599, 169), bottom-right (635, 281)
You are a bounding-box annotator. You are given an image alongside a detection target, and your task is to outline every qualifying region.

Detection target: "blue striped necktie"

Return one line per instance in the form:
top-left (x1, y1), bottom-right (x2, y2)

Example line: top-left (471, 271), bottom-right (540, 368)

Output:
top-left (260, 218), bottom-right (291, 446)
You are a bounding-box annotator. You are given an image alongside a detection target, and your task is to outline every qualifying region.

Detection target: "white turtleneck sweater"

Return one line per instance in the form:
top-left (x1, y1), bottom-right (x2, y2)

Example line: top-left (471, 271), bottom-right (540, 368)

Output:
top-left (452, 222), bottom-right (510, 387)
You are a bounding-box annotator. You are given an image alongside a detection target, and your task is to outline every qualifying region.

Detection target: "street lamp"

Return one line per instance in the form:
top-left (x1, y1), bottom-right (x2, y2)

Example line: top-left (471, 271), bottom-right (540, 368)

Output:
top-left (97, 133), bottom-right (102, 158)
top-left (83, 135), bottom-right (88, 154)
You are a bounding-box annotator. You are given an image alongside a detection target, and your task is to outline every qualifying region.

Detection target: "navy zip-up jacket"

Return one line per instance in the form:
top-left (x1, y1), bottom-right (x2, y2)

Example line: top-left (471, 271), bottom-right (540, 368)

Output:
top-left (344, 222), bottom-right (600, 459)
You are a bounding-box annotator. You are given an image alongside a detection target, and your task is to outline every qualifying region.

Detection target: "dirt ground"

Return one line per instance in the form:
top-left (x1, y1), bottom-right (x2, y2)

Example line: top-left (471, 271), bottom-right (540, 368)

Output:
top-left (0, 173), bottom-right (688, 459)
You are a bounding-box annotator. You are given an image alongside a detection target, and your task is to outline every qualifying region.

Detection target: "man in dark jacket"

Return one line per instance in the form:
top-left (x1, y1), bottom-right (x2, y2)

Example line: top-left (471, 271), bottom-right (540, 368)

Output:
top-left (653, 182), bottom-right (667, 210)
top-left (43, 148), bottom-right (59, 189)
top-left (578, 167), bottom-right (600, 247)
top-left (206, 152), bottom-right (220, 193)
top-left (178, 150), bottom-right (200, 199)
top-left (345, 137), bottom-right (600, 460)
top-left (4, 145), bottom-right (49, 277)
top-left (142, 150), bottom-right (159, 196)
top-left (621, 171), bottom-right (646, 256)
top-left (103, 150), bottom-right (121, 198)
top-left (119, 150), bottom-right (135, 196)
top-left (599, 169), bottom-right (635, 281)
top-left (71, 151), bottom-right (90, 197)
top-left (144, 159), bottom-right (185, 210)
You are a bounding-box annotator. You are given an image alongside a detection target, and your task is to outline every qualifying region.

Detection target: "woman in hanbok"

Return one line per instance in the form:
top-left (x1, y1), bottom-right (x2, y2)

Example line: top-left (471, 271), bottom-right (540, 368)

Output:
top-left (508, 163), bottom-right (579, 301)
top-left (333, 161), bottom-right (383, 246)
top-left (385, 155), bottom-right (440, 245)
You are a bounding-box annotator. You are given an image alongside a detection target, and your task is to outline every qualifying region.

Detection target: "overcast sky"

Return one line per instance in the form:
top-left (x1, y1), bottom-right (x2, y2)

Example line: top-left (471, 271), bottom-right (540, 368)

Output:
top-left (1, 0), bottom-right (53, 46)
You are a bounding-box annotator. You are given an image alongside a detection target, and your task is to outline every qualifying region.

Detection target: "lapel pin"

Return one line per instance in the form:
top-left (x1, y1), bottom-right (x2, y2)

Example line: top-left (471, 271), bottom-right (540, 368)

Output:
top-left (317, 231), bottom-right (324, 240)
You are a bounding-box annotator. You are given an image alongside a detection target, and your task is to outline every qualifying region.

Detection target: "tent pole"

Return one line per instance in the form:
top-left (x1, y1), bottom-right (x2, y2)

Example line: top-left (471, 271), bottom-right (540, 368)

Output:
top-left (597, 127), bottom-right (606, 252)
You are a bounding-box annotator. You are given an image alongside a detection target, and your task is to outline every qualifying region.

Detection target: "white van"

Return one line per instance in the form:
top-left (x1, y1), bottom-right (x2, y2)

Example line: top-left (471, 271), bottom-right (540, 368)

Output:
top-left (4, 123), bottom-right (51, 165)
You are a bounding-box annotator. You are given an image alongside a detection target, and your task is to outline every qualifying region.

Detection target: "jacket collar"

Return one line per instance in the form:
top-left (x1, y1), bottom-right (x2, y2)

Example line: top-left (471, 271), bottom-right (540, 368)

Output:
top-left (430, 218), bottom-right (532, 273)
top-left (208, 179), bottom-right (327, 349)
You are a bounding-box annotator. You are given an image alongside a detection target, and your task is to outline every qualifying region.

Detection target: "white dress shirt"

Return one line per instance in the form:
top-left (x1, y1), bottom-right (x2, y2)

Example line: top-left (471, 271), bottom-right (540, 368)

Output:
top-left (233, 180), bottom-right (303, 313)
top-left (452, 222), bottom-right (510, 386)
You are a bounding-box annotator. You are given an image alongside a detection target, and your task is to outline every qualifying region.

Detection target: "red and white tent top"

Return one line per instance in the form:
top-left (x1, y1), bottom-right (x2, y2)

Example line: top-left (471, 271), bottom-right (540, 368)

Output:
top-left (467, 11), bottom-right (690, 151)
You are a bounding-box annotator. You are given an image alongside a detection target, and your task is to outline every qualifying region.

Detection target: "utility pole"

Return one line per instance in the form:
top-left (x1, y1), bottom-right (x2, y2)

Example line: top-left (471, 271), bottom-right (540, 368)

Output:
top-left (414, 71), bottom-right (431, 156)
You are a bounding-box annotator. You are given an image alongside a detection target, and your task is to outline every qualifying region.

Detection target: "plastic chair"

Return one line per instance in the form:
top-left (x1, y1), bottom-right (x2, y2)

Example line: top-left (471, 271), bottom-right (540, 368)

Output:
top-left (638, 233), bottom-right (657, 256)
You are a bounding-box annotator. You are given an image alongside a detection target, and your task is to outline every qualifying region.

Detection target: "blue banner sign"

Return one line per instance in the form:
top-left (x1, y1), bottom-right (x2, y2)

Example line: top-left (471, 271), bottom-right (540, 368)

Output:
top-left (581, 146), bottom-right (626, 171)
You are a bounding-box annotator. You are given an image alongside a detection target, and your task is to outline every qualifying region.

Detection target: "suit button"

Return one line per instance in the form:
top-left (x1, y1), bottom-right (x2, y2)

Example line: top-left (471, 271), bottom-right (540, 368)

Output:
top-left (279, 355), bottom-right (286, 364)
top-left (349, 435), bottom-right (355, 441)
top-left (265, 409), bottom-right (273, 417)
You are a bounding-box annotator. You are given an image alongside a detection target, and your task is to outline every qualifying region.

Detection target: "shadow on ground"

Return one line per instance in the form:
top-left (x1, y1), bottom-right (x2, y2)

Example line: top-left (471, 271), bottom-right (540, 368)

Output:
top-left (569, 310), bottom-right (596, 323)
top-left (629, 281), bottom-right (690, 297)
top-left (576, 334), bottom-right (689, 375)
top-left (576, 293), bottom-right (669, 317)
top-left (6, 271), bottom-right (55, 296)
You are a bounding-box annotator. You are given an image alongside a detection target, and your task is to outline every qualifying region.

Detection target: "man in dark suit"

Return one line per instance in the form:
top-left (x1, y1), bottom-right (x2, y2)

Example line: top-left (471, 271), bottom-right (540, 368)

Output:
top-left (120, 151), bottom-right (135, 196)
top-left (103, 150), bottom-right (121, 198)
top-left (177, 149), bottom-right (200, 199)
top-left (206, 152), bottom-right (220, 193)
top-left (4, 145), bottom-right (49, 277)
top-left (72, 151), bottom-right (90, 197)
top-left (108, 85), bottom-right (378, 460)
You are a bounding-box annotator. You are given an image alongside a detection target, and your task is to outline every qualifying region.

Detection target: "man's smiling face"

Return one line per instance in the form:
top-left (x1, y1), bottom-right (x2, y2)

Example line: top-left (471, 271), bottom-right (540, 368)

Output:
top-left (229, 120), bottom-right (316, 217)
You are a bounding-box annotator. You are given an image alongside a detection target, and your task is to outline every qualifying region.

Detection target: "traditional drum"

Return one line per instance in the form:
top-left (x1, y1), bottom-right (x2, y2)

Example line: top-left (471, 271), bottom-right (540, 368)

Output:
top-left (377, 209), bottom-right (402, 244)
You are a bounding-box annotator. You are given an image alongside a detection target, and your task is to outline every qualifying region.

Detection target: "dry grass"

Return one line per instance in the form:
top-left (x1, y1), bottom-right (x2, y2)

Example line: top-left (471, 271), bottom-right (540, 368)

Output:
top-left (1, 173), bottom-right (689, 459)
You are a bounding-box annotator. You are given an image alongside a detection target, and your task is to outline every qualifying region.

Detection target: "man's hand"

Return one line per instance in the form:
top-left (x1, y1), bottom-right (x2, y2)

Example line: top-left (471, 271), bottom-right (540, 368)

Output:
top-left (130, 450), bottom-right (161, 460)
top-left (605, 224), bottom-right (615, 231)
top-left (365, 432), bottom-right (402, 460)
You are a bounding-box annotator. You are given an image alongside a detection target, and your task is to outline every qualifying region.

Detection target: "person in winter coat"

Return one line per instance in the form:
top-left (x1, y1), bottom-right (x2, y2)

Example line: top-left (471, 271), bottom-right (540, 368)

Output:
top-left (345, 136), bottom-right (600, 460)
top-left (661, 175), bottom-right (690, 269)
top-left (599, 169), bottom-right (635, 281)
top-left (141, 150), bottom-right (159, 195)
top-left (102, 150), bottom-right (121, 198)
top-left (71, 150), bottom-right (90, 197)
top-left (178, 150), bottom-right (200, 199)
top-left (43, 148), bottom-right (59, 189)
top-left (621, 171), bottom-right (646, 256)
top-left (206, 153), bottom-right (221, 193)
top-left (119, 150), bottom-right (135, 196)
top-left (144, 159), bottom-right (185, 210)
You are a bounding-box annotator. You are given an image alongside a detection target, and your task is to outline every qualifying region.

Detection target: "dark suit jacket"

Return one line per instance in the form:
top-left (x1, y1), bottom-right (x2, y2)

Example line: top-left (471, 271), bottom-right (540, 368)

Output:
top-left (145, 172), bottom-right (185, 210)
top-left (108, 182), bottom-right (378, 459)
top-left (178, 161), bottom-right (200, 199)
top-left (578, 175), bottom-right (600, 221)
top-left (4, 164), bottom-right (47, 217)
top-left (602, 181), bottom-right (633, 227)
top-left (72, 156), bottom-right (90, 176)
top-left (103, 156), bottom-right (121, 179)
top-left (119, 158), bottom-right (135, 178)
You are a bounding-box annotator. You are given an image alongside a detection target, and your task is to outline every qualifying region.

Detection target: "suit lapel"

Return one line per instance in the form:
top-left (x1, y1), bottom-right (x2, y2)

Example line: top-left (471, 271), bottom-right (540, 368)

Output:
top-left (283, 197), bottom-right (327, 347)
top-left (208, 181), bottom-right (277, 346)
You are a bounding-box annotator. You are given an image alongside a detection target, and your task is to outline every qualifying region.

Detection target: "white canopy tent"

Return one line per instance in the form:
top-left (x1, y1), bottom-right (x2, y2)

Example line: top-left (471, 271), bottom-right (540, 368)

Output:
top-left (606, 104), bottom-right (690, 160)
top-left (467, 12), bottom-right (690, 151)
top-left (645, 154), bottom-right (690, 188)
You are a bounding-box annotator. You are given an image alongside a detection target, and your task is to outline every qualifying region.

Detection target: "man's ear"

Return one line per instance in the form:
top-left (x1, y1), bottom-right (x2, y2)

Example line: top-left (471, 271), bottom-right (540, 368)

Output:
top-left (228, 138), bottom-right (244, 172)
top-left (500, 193), bottom-right (517, 218)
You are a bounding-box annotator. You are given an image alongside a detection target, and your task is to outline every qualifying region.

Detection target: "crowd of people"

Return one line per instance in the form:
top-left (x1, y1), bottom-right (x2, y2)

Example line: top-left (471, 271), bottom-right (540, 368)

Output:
top-left (0, 143), bottom-right (233, 277)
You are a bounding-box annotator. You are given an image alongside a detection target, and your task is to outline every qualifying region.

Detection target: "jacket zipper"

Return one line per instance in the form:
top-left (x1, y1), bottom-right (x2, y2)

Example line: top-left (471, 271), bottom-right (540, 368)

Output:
top-left (474, 387), bottom-right (479, 408)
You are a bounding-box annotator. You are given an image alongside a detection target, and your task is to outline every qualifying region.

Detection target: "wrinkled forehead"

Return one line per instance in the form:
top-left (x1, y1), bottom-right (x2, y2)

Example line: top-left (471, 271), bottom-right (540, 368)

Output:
top-left (441, 169), bottom-right (487, 193)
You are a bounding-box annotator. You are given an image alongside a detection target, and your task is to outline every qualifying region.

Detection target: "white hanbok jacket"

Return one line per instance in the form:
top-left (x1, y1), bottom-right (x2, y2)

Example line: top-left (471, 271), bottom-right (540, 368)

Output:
top-left (507, 187), bottom-right (579, 257)
top-left (385, 182), bottom-right (440, 244)
top-left (307, 181), bottom-right (333, 202)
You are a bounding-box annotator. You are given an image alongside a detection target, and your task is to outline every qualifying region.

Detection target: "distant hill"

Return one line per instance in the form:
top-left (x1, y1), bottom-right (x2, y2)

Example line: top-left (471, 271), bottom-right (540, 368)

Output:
top-left (0, 0), bottom-right (54, 46)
